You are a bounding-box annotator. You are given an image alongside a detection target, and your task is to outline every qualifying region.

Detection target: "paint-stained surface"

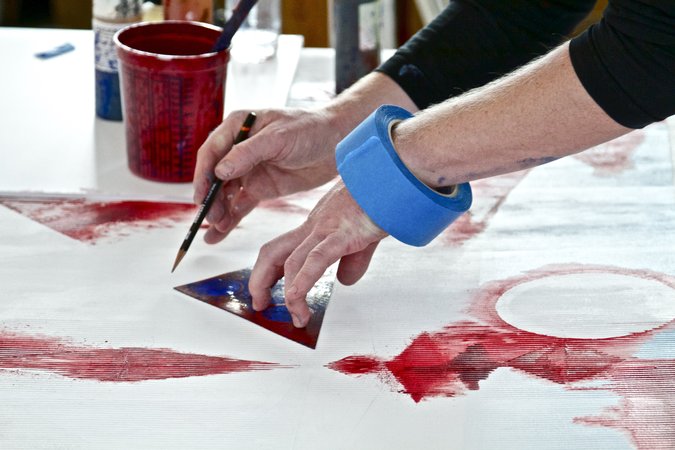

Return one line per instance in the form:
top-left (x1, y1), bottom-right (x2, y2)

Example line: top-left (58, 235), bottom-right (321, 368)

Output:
top-left (0, 196), bottom-right (196, 243)
top-left (0, 331), bottom-right (285, 382)
top-left (328, 265), bottom-right (675, 450)
top-left (0, 112), bottom-right (674, 447)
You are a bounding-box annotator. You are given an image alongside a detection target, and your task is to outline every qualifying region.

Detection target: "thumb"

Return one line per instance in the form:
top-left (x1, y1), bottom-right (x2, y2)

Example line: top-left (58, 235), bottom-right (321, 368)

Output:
top-left (214, 138), bottom-right (269, 181)
top-left (336, 241), bottom-right (380, 286)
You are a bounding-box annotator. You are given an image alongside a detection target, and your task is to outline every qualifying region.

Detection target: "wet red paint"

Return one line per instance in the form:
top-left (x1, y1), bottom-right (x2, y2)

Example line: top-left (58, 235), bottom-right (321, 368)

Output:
top-left (0, 331), bottom-right (285, 382)
top-left (441, 170), bottom-right (529, 246)
top-left (574, 130), bottom-right (645, 176)
top-left (0, 197), bottom-right (197, 243)
top-left (328, 264), bottom-right (675, 449)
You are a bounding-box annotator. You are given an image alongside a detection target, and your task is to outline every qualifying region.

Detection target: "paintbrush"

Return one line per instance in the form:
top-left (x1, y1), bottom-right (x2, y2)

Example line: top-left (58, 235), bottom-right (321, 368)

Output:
top-left (172, 112), bottom-right (257, 272)
top-left (211, 0), bottom-right (258, 53)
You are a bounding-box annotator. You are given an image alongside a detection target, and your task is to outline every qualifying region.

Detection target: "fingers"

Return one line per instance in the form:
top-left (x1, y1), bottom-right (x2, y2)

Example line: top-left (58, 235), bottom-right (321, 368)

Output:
top-left (249, 181), bottom-right (387, 328)
top-left (203, 191), bottom-right (259, 244)
top-left (214, 138), bottom-right (268, 181)
top-left (249, 229), bottom-right (306, 316)
top-left (203, 180), bottom-right (231, 225)
top-left (193, 110), bottom-right (250, 204)
top-left (283, 234), bottom-right (346, 327)
top-left (251, 229), bottom-right (368, 329)
top-left (336, 241), bottom-right (380, 285)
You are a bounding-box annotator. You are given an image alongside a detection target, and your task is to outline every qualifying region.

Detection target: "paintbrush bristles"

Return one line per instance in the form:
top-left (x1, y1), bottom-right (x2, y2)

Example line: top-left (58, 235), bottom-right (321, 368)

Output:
top-left (171, 249), bottom-right (186, 273)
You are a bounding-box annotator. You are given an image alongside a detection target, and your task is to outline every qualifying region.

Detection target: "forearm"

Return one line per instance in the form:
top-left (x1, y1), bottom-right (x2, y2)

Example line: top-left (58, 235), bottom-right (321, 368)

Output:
top-left (393, 42), bottom-right (631, 188)
top-left (322, 72), bottom-right (418, 141)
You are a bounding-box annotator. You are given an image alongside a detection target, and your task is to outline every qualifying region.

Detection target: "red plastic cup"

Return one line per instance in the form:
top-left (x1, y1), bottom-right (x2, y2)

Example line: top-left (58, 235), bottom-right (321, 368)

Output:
top-left (114, 21), bottom-right (229, 182)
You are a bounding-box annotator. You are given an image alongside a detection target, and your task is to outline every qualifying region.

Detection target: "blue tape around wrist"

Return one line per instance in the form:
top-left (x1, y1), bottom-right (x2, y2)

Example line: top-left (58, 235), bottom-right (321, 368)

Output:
top-left (335, 105), bottom-right (472, 246)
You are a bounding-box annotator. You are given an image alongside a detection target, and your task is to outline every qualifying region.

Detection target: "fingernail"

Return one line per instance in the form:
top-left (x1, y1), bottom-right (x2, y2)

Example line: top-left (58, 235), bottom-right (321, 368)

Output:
top-left (215, 161), bottom-right (234, 179)
top-left (291, 313), bottom-right (305, 328)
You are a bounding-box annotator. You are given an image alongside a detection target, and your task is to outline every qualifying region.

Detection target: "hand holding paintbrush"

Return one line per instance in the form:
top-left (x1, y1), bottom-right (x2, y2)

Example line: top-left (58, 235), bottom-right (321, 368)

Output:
top-left (172, 0), bottom-right (260, 272)
top-left (172, 112), bottom-right (257, 272)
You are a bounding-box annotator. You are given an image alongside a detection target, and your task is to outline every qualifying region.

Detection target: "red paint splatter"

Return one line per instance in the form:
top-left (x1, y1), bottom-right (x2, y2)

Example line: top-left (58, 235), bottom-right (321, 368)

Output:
top-left (0, 331), bottom-right (286, 382)
top-left (441, 170), bottom-right (529, 246)
top-left (0, 197), bottom-right (197, 243)
top-left (574, 130), bottom-right (646, 176)
top-left (328, 264), bottom-right (675, 449)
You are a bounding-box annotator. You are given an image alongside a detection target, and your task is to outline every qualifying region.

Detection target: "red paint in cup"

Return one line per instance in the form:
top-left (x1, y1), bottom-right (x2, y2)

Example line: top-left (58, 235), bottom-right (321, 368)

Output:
top-left (115, 21), bottom-right (229, 182)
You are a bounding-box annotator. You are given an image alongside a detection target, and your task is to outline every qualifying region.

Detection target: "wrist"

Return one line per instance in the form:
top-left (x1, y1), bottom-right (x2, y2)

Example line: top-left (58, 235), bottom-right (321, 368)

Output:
top-left (335, 105), bottom-right (472, 246)
top-left (390, 119), bottom-right (454, 191)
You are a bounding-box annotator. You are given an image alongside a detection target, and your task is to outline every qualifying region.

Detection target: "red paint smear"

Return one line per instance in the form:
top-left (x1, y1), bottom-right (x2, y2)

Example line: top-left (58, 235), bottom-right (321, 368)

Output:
top-left (573, 360), bottom-right (675, 450)
top-left (0, 198), bottom-right (197, 243)
top-left (328, 264), bottom-right (675, 449)
top-left (574, 130), bottom-right (645, 176)
top-left (0, 331), bottom-right (285, 382)
top-left (441, 170), bottom-right (529, 246)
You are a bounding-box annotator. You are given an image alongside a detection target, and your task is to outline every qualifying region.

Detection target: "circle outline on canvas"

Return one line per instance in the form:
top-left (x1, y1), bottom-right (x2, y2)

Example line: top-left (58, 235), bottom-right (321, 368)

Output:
top-left (493, 265), bottom-right (675, 339)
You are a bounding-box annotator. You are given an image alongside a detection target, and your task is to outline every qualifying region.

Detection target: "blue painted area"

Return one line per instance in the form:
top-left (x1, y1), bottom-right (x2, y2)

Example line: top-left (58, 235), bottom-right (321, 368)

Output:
top-left (262, 306), bottom-right (293, 322)
top-left (634, 330), bottom-right (675, 359)
top-left (261, 285), bottom-right (293, 323)
top-left (95, 70), bottom-right (123, 121)
top-left (189, 277), bottom-right (245, 297)
top-left (188, 273), bottom-right (293, 324)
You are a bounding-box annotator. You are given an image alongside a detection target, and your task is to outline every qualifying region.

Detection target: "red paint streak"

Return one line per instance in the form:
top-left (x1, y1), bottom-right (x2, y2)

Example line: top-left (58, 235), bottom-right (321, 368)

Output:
top-left (441, 170), bottom-right (529, 246)
top-left (0, 197), bottom-right (197, 243)
top-left (574, 130), bottom-right (645, 176)
top-left (574, 360), bottom-right (675, 450)
top-left (0, 331), bottom-right (285, 382)
top-left (442, 213), bottom-right (486, 245)
top-left (328, 264), bottom-right (675, 449)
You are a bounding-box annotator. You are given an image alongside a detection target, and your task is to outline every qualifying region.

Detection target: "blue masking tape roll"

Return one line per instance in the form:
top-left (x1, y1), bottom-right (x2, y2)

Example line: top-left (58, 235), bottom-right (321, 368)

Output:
top-left (336, 105), bottom-right (472, 246)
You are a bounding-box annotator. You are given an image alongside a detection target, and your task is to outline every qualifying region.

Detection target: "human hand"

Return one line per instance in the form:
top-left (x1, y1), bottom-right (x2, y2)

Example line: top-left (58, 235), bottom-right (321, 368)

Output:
top-left (248, 180), bottom-right (388, 328)
top-left (193, 108), bottom-right (344, 244)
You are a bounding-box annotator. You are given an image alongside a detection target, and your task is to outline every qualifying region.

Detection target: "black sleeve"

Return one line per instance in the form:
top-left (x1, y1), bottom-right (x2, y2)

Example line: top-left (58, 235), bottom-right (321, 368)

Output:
top-left (569, 0), bottom-right (675, 128)
top-left (376, 0), bottom-right (595, 109)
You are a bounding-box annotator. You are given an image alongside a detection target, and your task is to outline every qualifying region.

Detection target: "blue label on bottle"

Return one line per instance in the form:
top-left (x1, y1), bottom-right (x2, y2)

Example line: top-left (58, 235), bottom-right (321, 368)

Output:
top-left (93, 19), bottom-right (127, 120)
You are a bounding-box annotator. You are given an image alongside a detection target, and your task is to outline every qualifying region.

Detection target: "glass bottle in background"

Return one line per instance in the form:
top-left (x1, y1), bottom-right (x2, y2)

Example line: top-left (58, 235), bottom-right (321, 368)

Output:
top-left (93, 0), bottom-right (142, 120)
top-left (332, 0), bottom-right (381, 94)
top-left (164, 0), bottom-right (214, 23)
top-left (141, 0), bottom-right (164, 21)
top-left (224, 0), bottom-right (281, 63)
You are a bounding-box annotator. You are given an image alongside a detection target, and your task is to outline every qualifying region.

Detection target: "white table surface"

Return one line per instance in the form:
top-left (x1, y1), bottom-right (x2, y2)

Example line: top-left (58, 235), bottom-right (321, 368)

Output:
top-left (2, 26), bottom-right (675, 450)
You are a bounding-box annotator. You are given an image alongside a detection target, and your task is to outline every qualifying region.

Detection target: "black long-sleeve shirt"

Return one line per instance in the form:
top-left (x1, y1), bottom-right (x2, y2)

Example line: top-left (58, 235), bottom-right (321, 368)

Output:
top-left (377, 0), bottom-right (675, 129)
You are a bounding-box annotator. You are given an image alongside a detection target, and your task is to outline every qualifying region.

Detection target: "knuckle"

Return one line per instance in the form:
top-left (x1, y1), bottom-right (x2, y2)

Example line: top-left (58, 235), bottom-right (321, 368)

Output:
top-left (266, 126), bottom-right (290, 145)
top-left (258, 241), bottom-right (276, 258)
top-left (284, 254), bottom-right (303, 273)
top-left (306, 245), bottom-right (331, 263)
